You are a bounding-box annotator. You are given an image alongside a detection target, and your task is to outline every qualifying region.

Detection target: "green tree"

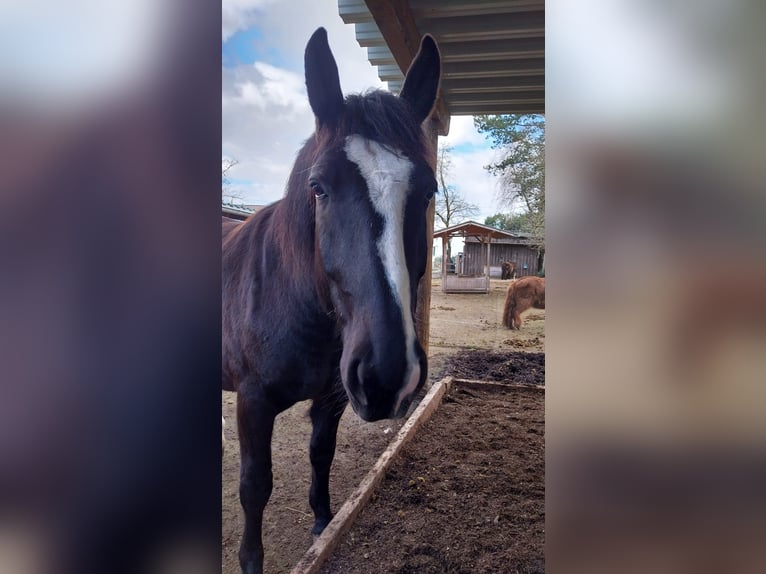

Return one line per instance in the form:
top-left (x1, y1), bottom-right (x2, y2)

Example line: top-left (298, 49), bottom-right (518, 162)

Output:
top-left (484, 212), bottom-right (529, 232)
top-left (474, 115), bottom-right (545, 249)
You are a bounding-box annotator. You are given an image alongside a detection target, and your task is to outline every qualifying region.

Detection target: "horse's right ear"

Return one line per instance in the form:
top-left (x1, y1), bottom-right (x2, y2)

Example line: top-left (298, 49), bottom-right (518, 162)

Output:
top-left (305, 28), bottom-right (344, 127)
top-left (399, 34), bottom-right (441, 124)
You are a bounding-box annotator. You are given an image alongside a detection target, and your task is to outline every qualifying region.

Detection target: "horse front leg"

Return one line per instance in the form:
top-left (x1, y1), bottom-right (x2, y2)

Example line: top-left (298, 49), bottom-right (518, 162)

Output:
top-left (237, 389), bottom-right (277, 574)
top-left (308, 390), bottom-right (348, 536)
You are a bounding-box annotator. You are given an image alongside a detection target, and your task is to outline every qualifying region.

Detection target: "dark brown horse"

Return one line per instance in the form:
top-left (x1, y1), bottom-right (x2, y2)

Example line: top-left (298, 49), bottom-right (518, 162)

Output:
top-left (502, 276), bottom-right (545, 330)
top-left (501, 260), bottom-right (517, 280)
top-left (222, 28), bottom-right (440, 574)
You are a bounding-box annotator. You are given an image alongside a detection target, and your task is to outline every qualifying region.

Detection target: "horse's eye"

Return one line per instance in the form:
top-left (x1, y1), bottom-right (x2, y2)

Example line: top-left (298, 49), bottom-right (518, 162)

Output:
top-left (310, 181), bottom-right (327, 199)
top-left (424, 189), bottom-right (435, 205)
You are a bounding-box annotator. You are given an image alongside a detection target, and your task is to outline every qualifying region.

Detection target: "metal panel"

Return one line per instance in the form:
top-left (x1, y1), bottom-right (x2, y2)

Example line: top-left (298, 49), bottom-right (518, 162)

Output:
top-left (366, 45), bottom-right (397, 66)
top-left (441, 75), bottom-right (544, 92)
top-left (443, 274), bottom-right (490, 294)
top-left (442, 58), bottom-right (544, 78)
top-left (438, 38), bottom-right (544, 62)
top-left (449, 103), bottom-right (544, 115)
top-left (410, 0), bottom-right (543, 17)
top-left (353, 22), bottom-right (389, 46)
top-left (418, 12), bottom-right (544, 41)
top-left (338, 0), bottom-right (374, 22)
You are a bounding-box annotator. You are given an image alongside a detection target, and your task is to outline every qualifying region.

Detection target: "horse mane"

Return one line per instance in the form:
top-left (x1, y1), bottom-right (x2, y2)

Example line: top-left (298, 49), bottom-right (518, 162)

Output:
top-left (333, 90), bottom-right (429, 164)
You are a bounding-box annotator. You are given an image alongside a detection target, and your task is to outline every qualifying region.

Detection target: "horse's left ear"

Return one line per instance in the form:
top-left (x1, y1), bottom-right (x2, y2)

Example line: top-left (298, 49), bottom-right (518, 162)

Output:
top-left (399, 34), bottom-right (441, 124)
top-left (305, 27), bottom-right (344, 127)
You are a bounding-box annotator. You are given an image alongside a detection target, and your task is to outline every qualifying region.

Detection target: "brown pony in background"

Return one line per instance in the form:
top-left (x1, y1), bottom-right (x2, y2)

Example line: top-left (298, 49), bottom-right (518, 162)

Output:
top-left (503, 276), bottom-right (545, 329)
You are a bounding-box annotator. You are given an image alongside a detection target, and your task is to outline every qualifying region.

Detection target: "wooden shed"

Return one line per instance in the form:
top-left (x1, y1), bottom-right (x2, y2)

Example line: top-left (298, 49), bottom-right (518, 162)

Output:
top-left (463, 234), bottom-right (542, 278)
top-left (433, 221), bottom-right (536, 293)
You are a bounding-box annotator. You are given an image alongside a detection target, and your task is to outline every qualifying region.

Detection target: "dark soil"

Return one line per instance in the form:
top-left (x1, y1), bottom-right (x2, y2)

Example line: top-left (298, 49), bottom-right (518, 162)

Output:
top-left (320, 381), bottom-right (545, 574)
top-left (223, 346), bottom-right (544, 574)
top-left (442, 350), bottom-right (545, 385)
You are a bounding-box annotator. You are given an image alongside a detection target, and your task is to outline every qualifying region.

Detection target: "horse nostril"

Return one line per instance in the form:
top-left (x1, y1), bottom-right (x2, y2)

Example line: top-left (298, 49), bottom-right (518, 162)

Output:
top-left (356, 361), bottom-right (364, 384)
top-left (356, 360), bottom-right (376, 388)
top-left (345, 358), bottom-right (370, 408)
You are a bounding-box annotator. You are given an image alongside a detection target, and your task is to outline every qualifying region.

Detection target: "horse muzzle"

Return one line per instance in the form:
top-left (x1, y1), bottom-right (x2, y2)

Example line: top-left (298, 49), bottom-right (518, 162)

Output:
top-left (341, 343), bottom-right (426, 422)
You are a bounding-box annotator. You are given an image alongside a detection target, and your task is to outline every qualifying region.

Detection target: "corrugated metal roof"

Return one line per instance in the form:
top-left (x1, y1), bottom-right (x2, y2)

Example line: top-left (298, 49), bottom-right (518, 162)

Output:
top-left (222, 201), bottom-right (257, 219)
top-left (339, 0), bottom-right (544, 127)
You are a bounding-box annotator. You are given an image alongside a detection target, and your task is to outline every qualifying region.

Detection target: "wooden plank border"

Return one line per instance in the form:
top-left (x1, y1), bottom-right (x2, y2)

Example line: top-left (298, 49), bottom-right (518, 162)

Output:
top-left (455, 378), bottom-right (545, 392)
top-left (290, 376), bottom-right (456, 574)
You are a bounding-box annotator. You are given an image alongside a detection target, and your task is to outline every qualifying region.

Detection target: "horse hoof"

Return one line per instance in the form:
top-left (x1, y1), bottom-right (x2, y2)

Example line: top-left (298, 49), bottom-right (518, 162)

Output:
top-left (311, 519), bottom-right (331, 537)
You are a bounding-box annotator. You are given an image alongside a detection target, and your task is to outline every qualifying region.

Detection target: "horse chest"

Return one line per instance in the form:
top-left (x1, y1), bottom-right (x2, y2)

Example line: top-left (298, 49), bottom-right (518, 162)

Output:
top-left (246, 318), bottom-right (339, 388)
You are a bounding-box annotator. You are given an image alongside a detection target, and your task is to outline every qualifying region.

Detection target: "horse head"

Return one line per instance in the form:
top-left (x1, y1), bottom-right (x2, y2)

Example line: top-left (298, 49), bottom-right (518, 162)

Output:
top-left (303, 28), bottom-right (440, 421)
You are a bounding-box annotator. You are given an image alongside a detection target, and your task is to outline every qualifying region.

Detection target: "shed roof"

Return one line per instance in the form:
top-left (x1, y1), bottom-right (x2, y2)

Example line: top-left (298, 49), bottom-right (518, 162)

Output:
top-left (339, 0), bottom-right (544, 133)
top-left (433, 220), bottom-right (522, 240)
top-left (464, 235), bottom-right (533, 245)
top-left (221, 201), bottom-right (265, 219)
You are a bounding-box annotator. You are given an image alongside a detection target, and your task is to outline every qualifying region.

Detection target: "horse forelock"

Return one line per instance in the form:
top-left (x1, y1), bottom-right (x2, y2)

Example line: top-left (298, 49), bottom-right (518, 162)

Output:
top-left (306, 90), bottom-right (429, 168)
top-left (280, 90), bottom-right (429, 210)
top-left (342, 91), bottom-right (427, 161)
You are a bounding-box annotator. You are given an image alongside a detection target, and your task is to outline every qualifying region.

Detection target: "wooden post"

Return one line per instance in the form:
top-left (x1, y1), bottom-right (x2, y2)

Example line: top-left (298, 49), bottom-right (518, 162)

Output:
top-left (486, 234), bottom-right (492, 291)
top-left (414, 117), bottom-right (440, 355)
top-left (441, 235), bottom-right (447, 293)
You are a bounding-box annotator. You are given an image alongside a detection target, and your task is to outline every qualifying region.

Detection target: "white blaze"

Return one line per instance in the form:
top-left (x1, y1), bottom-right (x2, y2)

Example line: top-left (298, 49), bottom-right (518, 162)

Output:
top-left (344, 135), bottom-right (421, 412)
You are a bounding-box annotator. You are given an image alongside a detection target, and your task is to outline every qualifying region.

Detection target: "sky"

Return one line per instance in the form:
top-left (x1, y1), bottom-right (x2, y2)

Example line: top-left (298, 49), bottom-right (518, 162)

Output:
top-left (221, 0), bottom-right (506, 223)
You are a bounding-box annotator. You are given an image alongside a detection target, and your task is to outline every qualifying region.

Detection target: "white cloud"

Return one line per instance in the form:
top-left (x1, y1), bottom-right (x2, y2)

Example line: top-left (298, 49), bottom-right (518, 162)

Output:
top-left (222, 55), bottom-right (315, 200)
top-left (441, 115), bottom-right (488, 148)
top-left (227, 62), bottom-right (309, 116)
top-left (222, 0), bottom-right (385, 205)
top-left (222, 0), bottom-right (278, 42)
top-left (438, 116), bottom-right (506, 222)
top-left (449, 146), bottom-right (506, 221)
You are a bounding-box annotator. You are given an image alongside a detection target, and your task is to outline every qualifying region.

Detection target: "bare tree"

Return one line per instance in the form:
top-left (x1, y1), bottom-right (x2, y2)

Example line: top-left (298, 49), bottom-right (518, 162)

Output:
top-left (222, 157), bottom-right (242, 203)
top-left (434, 145), bottom-right (479, 263)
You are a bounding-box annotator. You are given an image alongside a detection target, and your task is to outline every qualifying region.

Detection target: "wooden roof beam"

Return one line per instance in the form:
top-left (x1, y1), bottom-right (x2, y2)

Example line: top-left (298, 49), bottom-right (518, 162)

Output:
top-left (364, 0), bottom-right (450, 135)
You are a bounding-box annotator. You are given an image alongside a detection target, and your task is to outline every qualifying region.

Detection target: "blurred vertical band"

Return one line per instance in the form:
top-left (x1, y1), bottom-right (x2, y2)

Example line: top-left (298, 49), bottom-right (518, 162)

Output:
top-left (547, 1), bottom-right (766, 572)
top-left (0, 1), bottom-right (221, 573)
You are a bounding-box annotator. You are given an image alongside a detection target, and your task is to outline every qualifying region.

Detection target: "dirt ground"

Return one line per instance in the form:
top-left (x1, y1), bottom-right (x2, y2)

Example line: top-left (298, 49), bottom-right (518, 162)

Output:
top-left (427, 277), bottom-right (545, 382)
top-left (221, 277), bottom-right (545, 573)
top-left (320, 383), bottom-right (545, 574)
top-left (442, 350), bottom-right (545, 385)
top-left (221, 392), bottom-right (409, 574)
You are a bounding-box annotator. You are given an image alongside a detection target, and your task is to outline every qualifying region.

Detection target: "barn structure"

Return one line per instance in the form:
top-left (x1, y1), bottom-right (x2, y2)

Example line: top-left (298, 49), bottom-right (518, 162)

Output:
top-left (222, 202), bottom-right (263, 221)
top-left (434, 221), bottom-right (542, 293)
top-left (433, 221), bottom-right (541, 293)
top-left (463, 232), bottom-right (542, 277)
top-left (339, 0), bottom-right (544, 346)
